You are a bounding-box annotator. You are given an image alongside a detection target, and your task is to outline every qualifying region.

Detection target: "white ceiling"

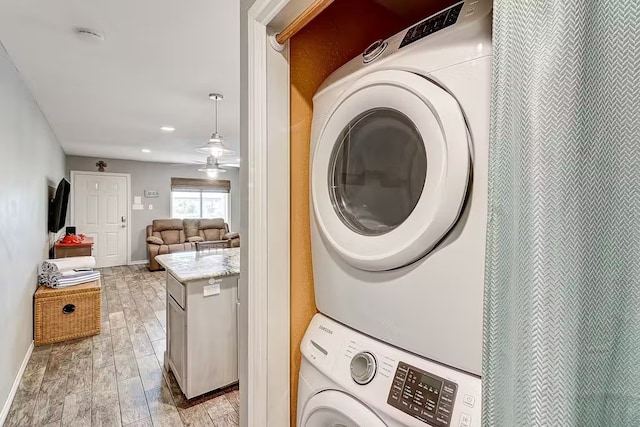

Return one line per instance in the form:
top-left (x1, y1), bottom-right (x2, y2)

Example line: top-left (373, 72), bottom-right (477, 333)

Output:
top-left (0, 0), bottom-right (240, 165)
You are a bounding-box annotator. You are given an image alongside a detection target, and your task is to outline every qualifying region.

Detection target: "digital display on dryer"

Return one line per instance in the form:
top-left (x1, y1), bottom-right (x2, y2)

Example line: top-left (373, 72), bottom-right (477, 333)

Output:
top-left (387, 362), bottom-right (457, 426)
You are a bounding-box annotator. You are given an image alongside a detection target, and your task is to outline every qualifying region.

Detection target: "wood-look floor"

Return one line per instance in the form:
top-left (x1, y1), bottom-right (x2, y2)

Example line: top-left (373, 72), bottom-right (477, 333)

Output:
top-left (5, 265), bottom-right (240, 427)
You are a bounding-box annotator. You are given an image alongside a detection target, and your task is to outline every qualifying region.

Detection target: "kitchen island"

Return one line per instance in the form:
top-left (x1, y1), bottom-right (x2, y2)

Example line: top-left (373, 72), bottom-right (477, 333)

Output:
top-left (155, 248), bottom-right (240, 399)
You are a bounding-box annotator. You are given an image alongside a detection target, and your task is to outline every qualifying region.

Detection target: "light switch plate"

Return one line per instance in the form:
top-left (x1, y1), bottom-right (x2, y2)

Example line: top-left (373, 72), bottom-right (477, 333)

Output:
top-left (204, 283), bottom-right (221, 297)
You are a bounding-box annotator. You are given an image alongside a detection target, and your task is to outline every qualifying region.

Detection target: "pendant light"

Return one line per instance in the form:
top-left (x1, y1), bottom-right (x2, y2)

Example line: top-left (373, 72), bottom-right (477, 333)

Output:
top-left (198, 155), bottom-right (227, 179)
top-left (196, 93), bottom-right (235, 156)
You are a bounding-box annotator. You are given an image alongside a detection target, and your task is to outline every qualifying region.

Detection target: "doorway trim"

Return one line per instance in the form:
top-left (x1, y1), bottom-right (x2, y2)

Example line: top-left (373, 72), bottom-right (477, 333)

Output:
top-left (245, 0), bottom-right (301, 426)
top-left (69, 170), bottom-right (132, 266)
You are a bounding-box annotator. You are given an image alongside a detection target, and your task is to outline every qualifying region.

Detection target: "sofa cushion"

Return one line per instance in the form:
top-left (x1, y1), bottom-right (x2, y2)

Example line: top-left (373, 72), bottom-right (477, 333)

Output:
top-left (153, 219), bottom-right (183, 232)
top-left (199, 218), bottom-right (225, 230)
top-left (146, 236), bottom-right (164, 245)
top-left (168, 243), bottom-right (188, 252)
top-left (160, 230), bottom-right (182, 245)
top-left (202, 229), bottom-right (223, 241)
top-left (187, 236), bottom-right (204, 243)
top-left (183, 219), bottom-right (200, 238)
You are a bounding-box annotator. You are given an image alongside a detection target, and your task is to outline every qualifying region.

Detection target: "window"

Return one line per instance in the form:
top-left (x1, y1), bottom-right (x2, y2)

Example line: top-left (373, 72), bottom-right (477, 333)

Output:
top-left (171, 191), bottom-right (229, 220)
top-left (170, 178), bottom-right (231, 222)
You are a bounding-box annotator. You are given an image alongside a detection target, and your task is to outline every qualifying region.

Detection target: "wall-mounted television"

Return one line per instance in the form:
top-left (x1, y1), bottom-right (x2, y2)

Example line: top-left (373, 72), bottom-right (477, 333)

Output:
top-left (48, 178), bottom-right (70, 233)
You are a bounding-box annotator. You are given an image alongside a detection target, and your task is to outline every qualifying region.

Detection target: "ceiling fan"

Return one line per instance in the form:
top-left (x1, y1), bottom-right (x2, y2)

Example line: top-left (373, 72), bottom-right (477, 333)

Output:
top-left (170, 155), bottom-right (239, 167)
top-left (198, 155), bottom-right (226, 179)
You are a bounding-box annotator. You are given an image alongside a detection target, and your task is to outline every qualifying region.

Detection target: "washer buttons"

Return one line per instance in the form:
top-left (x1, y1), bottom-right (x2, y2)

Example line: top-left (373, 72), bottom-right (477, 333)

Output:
top-left (460, 413), bottom-right (472, 427)
top-left (463, 394), bottom-right (475, 407)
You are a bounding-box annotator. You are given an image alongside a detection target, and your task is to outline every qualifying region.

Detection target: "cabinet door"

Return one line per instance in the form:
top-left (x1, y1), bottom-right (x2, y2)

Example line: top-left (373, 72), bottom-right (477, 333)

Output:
top-left (168, 296), bottom-right (187, 390)
top-left (186, 276), bottom-right (239, 397)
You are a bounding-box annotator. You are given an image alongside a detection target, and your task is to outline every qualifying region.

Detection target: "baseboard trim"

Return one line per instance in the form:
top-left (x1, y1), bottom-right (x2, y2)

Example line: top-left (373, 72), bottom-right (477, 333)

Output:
top-left (0, 341), bottom-right (33, 425)
top-left (128, 260), bottom-right (149, 266)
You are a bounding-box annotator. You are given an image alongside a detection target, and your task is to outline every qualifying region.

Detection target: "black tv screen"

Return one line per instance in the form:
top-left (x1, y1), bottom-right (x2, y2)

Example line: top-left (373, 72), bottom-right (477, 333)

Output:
top-left (48, 178), bottom-right (70, 233)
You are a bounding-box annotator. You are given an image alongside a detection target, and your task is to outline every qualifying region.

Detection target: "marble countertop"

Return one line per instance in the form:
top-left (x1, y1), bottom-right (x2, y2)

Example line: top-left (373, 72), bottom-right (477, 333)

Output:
top-left (155, 248), bottom-right (240, 283)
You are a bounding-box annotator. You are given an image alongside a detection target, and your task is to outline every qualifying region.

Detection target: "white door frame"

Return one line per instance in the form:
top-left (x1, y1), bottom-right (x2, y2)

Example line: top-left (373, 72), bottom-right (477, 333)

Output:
top-left (69, 170), bottom-right (132, 266)
top-left (245, 0), bottom-right (303, 426)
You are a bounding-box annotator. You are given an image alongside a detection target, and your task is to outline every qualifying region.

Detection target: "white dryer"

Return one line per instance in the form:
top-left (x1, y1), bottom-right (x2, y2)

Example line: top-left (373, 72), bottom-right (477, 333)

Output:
top-left (298, 314), bottom-right (481, 427)
top-left (310, 0), bottom-right (492, 376)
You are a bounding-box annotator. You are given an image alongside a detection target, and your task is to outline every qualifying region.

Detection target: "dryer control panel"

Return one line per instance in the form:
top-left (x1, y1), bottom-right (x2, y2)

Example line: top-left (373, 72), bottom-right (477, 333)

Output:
top-left (388, 362), bottom-right (457, 426)
top-left (399, 2), bottom-right (464, 48)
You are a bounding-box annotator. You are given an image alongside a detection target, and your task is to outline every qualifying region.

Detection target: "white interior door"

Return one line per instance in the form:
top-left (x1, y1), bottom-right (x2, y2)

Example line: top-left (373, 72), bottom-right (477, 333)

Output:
top-left (72, 172), bottom-right (129, 268)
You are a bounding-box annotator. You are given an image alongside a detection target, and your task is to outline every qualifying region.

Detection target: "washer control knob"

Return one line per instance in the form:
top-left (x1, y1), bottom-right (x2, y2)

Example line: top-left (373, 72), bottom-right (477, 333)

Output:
top-left (362, 39), bottom-right (387, 63)
top-left (350, 352), bottom-right (377, 385)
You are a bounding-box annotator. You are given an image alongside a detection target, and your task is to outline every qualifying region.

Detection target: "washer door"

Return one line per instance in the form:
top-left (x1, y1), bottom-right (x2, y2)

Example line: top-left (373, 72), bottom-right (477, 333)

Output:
top-left (300, 390), bottom-right (387, 427)
top-left (311, 69), bottom-right (470, 271)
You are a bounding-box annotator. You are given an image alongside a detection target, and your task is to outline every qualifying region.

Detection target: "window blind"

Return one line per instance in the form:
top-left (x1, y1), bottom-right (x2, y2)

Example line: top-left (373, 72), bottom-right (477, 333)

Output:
top-left (170, 177), bottom-right (230, 193)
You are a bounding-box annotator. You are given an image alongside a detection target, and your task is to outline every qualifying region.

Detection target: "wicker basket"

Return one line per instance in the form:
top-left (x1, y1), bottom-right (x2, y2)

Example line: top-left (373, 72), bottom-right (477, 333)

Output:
top-left (34, 280), bottom-right (101, 346)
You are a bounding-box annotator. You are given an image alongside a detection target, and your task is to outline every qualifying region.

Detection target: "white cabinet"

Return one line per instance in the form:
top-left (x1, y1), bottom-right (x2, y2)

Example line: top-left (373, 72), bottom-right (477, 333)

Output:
top-left (166, 273), bottom-right (239, 399)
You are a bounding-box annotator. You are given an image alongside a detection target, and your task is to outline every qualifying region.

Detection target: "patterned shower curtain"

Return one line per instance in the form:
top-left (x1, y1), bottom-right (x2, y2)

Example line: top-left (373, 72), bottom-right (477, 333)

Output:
top-left (483, 1), bottom-right (640, 426)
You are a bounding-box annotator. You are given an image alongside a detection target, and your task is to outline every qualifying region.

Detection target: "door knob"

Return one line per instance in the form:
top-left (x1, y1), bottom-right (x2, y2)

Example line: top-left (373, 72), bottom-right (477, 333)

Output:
top-left (121, 216), bottom-right (126, 223)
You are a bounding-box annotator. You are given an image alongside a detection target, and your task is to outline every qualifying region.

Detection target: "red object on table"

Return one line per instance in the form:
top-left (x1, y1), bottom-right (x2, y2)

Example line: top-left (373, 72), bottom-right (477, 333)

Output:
top-left (58, 234), bottom-right (92, 246)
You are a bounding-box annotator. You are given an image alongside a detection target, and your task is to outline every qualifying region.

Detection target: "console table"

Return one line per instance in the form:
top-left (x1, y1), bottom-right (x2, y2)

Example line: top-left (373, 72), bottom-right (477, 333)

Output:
top-left (54, 237), bottom-right (94, 259)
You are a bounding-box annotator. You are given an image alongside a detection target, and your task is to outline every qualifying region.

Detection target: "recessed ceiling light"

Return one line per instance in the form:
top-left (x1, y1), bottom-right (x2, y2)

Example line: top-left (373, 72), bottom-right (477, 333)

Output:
top-left (141, 149), bottom-right (151, 153)
top-left (160, 126), bottom-right (175, 132)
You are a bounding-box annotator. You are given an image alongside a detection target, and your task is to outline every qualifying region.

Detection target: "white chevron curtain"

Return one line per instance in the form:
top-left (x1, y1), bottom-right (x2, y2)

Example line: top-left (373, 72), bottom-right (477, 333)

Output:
top-left (483, 1), bottom-right (640, 426)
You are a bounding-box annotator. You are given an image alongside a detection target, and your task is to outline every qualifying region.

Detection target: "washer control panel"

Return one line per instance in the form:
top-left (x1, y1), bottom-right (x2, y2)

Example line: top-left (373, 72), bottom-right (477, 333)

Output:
top-left (301, 314), bottom-right (482, 427)
top-left (387, 362), bottom-right (457, 426)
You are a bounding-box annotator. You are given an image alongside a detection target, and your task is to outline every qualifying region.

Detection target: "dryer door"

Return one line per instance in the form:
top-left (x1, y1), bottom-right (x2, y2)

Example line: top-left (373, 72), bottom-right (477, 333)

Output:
top-left (311, 69), bottom-right (470, 271)
top-left (300, 390), bottom-right (388, 427)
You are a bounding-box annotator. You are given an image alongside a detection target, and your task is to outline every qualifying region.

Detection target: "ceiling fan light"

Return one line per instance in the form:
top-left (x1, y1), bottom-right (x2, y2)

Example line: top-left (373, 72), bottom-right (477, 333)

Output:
top-left (198, 155), bottom-right (227, 179)
top-left (196, 140), bottom-right (235, 156)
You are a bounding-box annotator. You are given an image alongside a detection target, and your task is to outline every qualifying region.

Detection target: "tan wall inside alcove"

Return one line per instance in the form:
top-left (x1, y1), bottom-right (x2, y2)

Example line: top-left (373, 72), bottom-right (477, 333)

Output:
top-left (289, 0), bottom-right (455, 424)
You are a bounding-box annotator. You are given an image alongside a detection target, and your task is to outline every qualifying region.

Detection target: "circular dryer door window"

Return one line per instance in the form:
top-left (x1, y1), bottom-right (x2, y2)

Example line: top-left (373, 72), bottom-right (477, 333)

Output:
top-left (312, 69), bottom-right (470, 271)
top-left (300, 390), bottom-right (387, 427)
top-left (329, 108), bottom-right (427, 236)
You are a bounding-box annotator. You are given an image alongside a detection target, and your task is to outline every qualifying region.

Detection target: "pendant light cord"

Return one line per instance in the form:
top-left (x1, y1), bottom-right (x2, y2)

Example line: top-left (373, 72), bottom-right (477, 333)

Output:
top-left (214, 98), bottom-right (218, 134)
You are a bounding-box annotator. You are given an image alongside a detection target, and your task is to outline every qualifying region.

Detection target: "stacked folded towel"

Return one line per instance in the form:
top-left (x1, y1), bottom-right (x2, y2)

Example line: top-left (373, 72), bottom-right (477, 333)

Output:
top-left (39, 257), bottom-right (100, 289)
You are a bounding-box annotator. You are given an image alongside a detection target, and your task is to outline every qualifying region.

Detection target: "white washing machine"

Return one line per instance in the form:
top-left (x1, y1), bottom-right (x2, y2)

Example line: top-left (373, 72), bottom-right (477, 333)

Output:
top-left (298, 314), bottom-right (481, 427)
top-left (310, 0), bottom-right (492, 376)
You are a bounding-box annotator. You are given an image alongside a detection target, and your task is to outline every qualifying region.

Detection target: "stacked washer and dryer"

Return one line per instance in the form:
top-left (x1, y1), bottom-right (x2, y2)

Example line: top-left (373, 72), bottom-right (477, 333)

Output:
top-left (297, 1), bottom-right (492, 426)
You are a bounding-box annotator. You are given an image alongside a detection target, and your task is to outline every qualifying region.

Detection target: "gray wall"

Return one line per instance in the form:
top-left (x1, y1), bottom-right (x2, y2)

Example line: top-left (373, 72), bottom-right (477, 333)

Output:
top-left (66, 156), bottom-right (240, 262)
top-left (0, 43), bottom-right (66, 411)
